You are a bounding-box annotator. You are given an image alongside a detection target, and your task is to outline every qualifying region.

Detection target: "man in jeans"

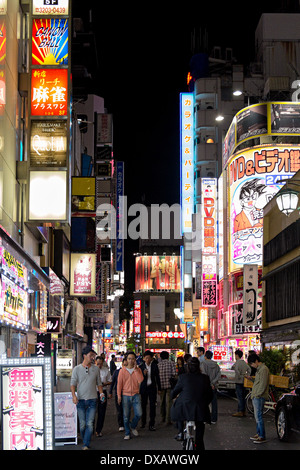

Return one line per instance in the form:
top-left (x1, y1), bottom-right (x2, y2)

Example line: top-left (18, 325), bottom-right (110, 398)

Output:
top-left (117, 351), bottom-right (144, 440)
top-left (232, 349), bottom-right (251, 417)
top-left (158, 351), bottom-right (176, 424)
top-left (247, 353), bottom-right (270, 443)
top-left (70, 346), bottom-right (105, 450)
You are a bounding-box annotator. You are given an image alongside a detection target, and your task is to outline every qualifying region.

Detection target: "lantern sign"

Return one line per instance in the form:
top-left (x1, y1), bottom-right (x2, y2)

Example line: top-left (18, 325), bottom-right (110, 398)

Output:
top-left (31, 68), bottom-right (68, 116)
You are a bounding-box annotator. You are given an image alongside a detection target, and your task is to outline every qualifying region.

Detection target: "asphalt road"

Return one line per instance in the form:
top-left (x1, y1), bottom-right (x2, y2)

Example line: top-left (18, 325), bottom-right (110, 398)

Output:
top-left (54, 390), bottom-right (300, 453)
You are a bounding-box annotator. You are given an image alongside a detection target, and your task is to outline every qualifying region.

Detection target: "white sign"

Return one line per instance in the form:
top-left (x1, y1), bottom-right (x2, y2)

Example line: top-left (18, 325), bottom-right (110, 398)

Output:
top-left (54, 392), bottom-right (77, 445)
top-left (243, 264), bottom-right (258, 326)
top-left (32, 0), bottom-right (69, 15)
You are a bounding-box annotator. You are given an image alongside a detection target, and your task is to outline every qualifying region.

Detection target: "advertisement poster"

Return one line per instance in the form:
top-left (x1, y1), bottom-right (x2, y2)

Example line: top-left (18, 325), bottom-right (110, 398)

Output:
top-left (32, 18), bottom-right (68, 66)
top-left (70, 253), bottom-right (96, 296)
top-left (30, 120), bottom-right (67, 167)
top-left (54, 392), bottom-right (77, 445)
top-left (135, 256), bottom-right (181, 292)
top-left (228, 146), bottom-right (297, 272)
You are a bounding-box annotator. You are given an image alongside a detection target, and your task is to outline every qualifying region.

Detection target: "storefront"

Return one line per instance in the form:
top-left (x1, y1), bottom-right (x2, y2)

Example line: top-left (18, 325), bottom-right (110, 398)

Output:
top-left (0, 226), bottom-right (49, 357)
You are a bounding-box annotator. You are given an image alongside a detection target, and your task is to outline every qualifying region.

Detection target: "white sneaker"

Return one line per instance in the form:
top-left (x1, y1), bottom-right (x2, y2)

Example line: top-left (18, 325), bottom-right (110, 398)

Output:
top-left (119, 427), bottom-right (125, 432)
top-left (131, 428), bottom-right (139, 437)
top-left (124, 435), bottom-right (130, 440)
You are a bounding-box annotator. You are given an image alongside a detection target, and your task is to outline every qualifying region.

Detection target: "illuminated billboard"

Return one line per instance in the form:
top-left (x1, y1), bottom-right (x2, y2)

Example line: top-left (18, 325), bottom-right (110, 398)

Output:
top-left (228, 145), bottom-right (298, 272)
top-left (30, 120), bottom-right (67, 167)
top-left (32, 18), bottom-right (68, 65)
top-left (29, 170), bottom-right (67, 221)
top-left (0, 357), bottom-right (53, 450)
top-left (223, 102), bottom-right (300, 168)
top-left (180, 93), bottom-right (194, 234)
top-left (70, 253), bottom-right (96, 297)
top-left (31, 68), bottom-right (68, 116)
top-left (135, 256), bottom-right (181, 292)
top-left (201, 178), bottom-right (217, 307)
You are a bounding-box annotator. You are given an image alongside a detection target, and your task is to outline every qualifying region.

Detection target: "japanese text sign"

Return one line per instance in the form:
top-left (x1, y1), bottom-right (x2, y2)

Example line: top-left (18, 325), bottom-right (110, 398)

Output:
top-left (70, 253), bottom-right (96, 297)
top-left (1, 357), bottom-right (53, 450)
top-left (31, 68), bottom-right (68, 116)
top-left (180, 93), bottom-right (194, 233)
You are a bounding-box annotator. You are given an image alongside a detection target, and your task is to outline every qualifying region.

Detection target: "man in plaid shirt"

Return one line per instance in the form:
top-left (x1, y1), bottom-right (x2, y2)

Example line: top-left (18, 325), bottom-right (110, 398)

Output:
top-left (158, 351), bottom-right (176, 424)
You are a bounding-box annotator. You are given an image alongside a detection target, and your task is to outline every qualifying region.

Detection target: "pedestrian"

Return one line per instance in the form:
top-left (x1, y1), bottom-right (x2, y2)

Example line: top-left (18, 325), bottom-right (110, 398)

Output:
top-left (196, 347), bottom-right (205, 364)
top-left (231, 349), bottom-right (251, 417)
top-left (117, 351), bottom-right (144, 440)
top-left (95, 355), bottom-right (112, 437)
top-left (70, 345), bottom-right (105, 450)
top-left (171, 357), bottom-right (213, 450)
top-left (110, 354), bottom-right (117, 376)
top-left (200, 350), bottom-right (221, 424)
top-left (158, 350), bottom-right (176, 425)
top-left (176, 356), bottom-right (185, 376)
top-left (183, 353), bottom-right (192, 371)
top-left (139, 350), bottom-right (161, 431)
top-left (247, 353), bottom-right (270, 443)
top-left (108, 356), bottom-right (127, 432)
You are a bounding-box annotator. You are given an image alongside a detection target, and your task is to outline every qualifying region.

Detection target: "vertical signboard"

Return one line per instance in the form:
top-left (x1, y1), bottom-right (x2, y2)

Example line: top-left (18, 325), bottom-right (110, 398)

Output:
top-left (243, 264), bottom-right (258, 326)
top-left (133, 300), bottom-right (141, 334)
top-left (201, 178), bottom-right (217, 307)
top-left (116, 161), bottom-right (124, 272)
top-left (0, 357), bottom-right (53, 450)
top-left (29, 0), bottom-right (70, 224)
top-left (180, 93), bottom-right (194, 234)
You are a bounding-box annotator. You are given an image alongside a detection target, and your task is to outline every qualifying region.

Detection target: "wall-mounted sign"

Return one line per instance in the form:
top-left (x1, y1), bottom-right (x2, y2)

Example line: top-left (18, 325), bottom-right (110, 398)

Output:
top-left (29, 170), bottom-right (67, 221)
top-left (135, 256), bottom-right (181, 292)
top-left (70, 253), bottom-right (96, 297)
top-left (146, 331), bottom-right (185, 339)
top-left (228, 145), bottom-right (297, 272)
top-left (31, 68), bottom-right (68, 116)
top-left (32, 18), bottom-right (68, 66)
top-left (133, 300), bottom-right (141, 334)
top-left (30, 120), bottom-right (67, 167)
top-left (32, 0), bottom-right (69, 16)
top-left (180, 93), bottom-right (194, 233)
top-left (0, 357), bottom-right (53, 450)
top-left (47, 315), bottom-right (61, 333)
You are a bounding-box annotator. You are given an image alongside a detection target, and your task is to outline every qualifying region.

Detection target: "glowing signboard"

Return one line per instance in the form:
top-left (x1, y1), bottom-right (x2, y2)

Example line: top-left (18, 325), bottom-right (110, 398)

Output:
top-left (180, 93), bottom-right (194, 233)
top-left (70, 253), bottom-right (96, 297)
top-left (146, 331), bottom-right (185, 339)
top-left (228, 145), bottom-right (298, 272)
top-left (0, 357), bottom-right (53, 450)
top-left (31, 68), bottom-right (68, 116)
top-left (30, 120), bottom-right (67, 167)
top-left (32, 18), bottom-right (68, 66)
top-left (201, 178), bottom-right (217, 307)
top-left (135, 256), bottom-right (181, 292)
top-left (32, 0), bottom-right (69, 16)
top-left (133, 300), bottom-right (141, 334)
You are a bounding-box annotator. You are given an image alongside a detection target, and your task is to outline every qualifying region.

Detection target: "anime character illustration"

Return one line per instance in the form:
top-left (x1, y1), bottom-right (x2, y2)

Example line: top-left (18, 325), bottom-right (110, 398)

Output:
top-left (233, 179), bottom-right (266, 233)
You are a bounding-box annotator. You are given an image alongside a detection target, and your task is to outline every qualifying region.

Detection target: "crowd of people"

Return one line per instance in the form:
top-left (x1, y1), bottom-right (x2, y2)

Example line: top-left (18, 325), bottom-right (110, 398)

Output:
top-left (70, 346), bottom-right (269, 450)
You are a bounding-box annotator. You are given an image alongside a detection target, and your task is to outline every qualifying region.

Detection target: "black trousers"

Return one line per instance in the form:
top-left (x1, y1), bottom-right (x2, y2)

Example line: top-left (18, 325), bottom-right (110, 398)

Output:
top-left (141, 384), bottom-right (157, 427)
top-left (96, 390), bottom-right (107, 434)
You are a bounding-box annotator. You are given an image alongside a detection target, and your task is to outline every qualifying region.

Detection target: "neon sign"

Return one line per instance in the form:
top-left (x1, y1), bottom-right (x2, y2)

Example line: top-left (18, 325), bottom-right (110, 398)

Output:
top-left (180, 93), bottom-right (194, 233)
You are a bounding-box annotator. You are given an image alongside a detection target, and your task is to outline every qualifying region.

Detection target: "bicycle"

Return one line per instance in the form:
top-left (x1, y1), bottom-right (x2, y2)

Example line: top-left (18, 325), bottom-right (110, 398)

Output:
top-left (245, 382), bottom-right (293, 415)
top-left (182, 421), bottom-right (196, 450)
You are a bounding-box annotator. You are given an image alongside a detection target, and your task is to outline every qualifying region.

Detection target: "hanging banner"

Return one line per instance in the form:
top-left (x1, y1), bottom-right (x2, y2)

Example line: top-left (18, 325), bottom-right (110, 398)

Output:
top-left (243, 264), bottom-right (258, 326)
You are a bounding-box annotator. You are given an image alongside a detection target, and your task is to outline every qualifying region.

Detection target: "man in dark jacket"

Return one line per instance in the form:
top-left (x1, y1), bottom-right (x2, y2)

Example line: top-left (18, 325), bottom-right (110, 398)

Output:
top-left (171, 357), bottom-right (213, 450)
top-left (139, 350), bottom-right (161, 431)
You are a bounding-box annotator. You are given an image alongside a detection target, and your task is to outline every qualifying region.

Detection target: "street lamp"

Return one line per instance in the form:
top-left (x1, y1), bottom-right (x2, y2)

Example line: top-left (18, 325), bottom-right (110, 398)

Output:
top-left (276, 180), bottom-right (300, 216)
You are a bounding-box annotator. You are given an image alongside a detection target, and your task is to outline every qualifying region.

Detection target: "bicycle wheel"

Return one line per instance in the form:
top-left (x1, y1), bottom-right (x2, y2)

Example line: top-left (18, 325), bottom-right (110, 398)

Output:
top-left (245, 393), bottom-right (272, 415)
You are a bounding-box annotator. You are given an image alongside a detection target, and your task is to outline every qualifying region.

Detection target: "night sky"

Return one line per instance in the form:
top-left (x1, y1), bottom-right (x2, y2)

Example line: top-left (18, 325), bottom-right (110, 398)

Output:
top-left (72, 0), bottom-right (296, 291)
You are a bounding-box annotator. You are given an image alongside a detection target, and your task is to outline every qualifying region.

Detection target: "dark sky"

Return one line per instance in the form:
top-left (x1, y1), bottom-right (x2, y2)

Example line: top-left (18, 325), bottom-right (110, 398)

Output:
top-left (72, 0), bottom-right (298, 291)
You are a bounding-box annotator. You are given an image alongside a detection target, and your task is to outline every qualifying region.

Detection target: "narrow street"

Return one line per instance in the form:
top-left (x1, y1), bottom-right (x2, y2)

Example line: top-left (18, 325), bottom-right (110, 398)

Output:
top-left (54, 391), bottom-right (300, 452)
